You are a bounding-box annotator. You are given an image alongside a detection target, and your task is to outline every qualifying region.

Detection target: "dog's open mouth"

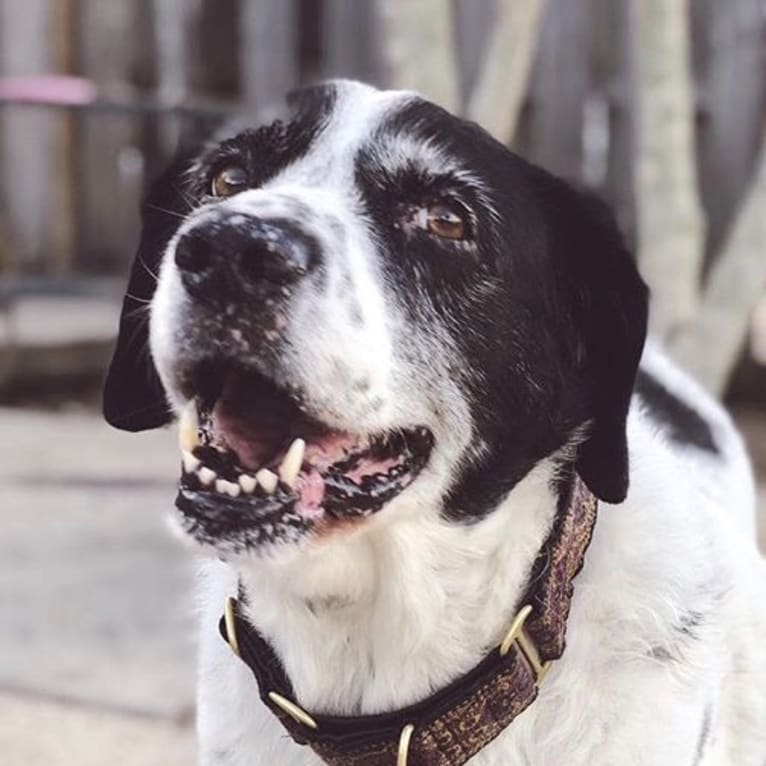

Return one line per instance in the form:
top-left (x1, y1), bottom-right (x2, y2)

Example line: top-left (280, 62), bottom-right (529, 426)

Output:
top-left (174, 365), bottom-right (433, 547)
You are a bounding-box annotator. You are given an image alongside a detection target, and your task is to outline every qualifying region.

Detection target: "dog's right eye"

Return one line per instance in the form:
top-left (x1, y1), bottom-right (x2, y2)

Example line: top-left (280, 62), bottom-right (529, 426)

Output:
top-left (211, 165), bottom-right (248, 198)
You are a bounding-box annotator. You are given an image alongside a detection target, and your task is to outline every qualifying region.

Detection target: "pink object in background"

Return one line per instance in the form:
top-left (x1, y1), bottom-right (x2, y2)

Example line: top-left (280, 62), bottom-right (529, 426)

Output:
top-left (0, 75), bottom-right (97, 106)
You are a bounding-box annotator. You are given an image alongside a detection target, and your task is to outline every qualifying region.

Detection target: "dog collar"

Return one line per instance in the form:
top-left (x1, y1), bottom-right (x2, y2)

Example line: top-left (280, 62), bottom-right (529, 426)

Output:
top-left (219, 473), bottom-right (598, 766)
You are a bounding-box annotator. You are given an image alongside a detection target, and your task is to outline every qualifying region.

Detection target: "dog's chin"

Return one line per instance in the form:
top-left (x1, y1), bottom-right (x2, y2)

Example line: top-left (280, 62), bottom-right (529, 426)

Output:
top-left (169, 361), bottom-right (434, 555)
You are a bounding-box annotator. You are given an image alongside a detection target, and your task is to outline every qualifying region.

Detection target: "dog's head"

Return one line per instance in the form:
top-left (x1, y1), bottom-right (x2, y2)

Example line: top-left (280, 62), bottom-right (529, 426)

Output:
top-left (104, 80), bottom-right (647, 559)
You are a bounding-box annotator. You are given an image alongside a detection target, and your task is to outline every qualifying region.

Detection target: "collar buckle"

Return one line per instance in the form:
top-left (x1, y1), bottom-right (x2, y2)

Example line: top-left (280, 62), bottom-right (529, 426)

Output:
top-left (498, 604), bottom-right (550, 685)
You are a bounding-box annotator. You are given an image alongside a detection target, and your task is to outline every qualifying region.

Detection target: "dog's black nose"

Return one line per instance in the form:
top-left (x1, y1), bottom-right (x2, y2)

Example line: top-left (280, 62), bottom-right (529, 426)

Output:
top-left (175, 216), bottom-right (316, 300)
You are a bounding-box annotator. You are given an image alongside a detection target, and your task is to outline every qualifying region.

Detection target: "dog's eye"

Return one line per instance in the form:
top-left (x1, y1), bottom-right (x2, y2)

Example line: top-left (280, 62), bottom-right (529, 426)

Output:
top-left (404, 200), bottom-right (469, 241)
top-left (212, 165), bottom-right (248, 198)
top-left (426, 202), bottom-right (467, 240)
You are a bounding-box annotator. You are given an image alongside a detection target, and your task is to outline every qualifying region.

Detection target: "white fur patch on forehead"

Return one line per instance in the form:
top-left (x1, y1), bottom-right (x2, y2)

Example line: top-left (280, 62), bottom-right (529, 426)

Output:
top-left (363, 131), bottom-right (492, 194)
top-left (263, 80), bottom-right (417, 189)
top-left (321, 79), bottom-right (415, 147)
top-left (321, 81), bottom-right (484, 181)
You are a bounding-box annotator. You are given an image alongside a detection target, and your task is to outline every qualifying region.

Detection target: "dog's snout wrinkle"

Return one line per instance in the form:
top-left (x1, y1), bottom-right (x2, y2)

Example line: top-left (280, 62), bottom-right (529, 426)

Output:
top-left (175, 215), bottom-right (318, 303)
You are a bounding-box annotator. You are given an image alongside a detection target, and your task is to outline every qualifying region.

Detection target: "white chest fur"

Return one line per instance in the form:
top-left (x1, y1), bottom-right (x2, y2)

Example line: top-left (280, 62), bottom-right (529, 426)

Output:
top-left (195, 405), bottom-right (766, 766)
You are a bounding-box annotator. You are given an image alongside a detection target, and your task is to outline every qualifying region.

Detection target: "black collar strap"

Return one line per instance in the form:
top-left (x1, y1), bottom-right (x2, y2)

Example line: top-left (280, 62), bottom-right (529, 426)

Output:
top-left (219, 474), bottom-right (598, 766)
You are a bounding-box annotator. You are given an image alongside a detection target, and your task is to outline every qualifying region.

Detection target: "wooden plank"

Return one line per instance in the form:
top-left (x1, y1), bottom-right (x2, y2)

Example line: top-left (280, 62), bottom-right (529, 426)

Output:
top-left (74, 0), bottom-right (151, 272)
top-left (150, 0), bottom-right (197, 155)
top-left (0, 0), bottom-right (74, 275)
top-left (466, 0), bottom-right (547, 142)
top-left (692, 0), bottom-right (766, 263)
top-left (378, 0), bottom-right (460, 111)
top-left (322, 0), bottom-right (382, 85)
top-left (517, 0), bottom-right (592, 181)
top-left (452, 0), bottom-right (496, 102)
top-left (594, 0), bottom-right (636, 245)
top-left (239, 0), bottom-right (297, 108)
top-left (634, 0), bottom-right (706, 338)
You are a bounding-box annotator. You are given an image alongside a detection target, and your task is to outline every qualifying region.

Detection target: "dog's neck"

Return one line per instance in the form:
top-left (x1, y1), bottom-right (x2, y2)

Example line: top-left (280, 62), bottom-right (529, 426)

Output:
top-left (235, 460), bottom-right (560, 716)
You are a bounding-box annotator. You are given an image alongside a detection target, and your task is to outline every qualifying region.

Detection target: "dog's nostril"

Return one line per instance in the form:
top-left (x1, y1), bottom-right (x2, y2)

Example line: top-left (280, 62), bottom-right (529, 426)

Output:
top-left (175, 232), bottom-right (213, 274)
top-left (236, 237), bottom-right (310, 286)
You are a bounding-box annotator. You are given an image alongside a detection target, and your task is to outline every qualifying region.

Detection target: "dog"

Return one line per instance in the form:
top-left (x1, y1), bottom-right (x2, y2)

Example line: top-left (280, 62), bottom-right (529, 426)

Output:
top-left (104, 80), bottom-right (766, 765)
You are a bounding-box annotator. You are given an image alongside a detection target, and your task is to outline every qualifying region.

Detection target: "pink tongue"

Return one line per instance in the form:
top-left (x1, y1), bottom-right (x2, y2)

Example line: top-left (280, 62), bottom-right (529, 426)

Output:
top-left (295, 468), bottom-right (325, 516)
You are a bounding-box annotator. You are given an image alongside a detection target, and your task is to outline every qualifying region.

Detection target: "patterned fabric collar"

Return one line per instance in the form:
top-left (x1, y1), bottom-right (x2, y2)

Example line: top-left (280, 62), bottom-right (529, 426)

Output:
top-left (219, 473), bottom-right (598, 766)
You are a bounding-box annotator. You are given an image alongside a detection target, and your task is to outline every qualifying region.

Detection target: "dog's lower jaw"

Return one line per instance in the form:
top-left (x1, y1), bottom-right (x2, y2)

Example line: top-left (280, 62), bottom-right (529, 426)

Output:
top-left (223, 458), bottom-right (561, 718)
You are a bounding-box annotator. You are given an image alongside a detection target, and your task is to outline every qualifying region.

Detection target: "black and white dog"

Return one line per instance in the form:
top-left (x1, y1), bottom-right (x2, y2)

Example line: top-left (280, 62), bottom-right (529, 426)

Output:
top-left (104, 81), bottom-right (766, 765)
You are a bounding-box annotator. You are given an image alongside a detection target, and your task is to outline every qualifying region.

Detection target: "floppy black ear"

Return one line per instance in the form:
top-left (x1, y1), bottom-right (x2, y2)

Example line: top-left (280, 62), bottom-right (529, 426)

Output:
top-left (103, 157), bottom-right (192, 431)
top-left (563, 189), bottom-right (648, 503)
top-left (531, 172), bottom-right (648, 503)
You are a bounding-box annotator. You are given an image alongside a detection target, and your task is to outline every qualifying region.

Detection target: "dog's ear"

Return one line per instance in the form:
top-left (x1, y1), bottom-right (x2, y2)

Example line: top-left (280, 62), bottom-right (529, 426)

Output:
top-left (103, 157), bottom-right (192, 431)
top-left (569, 190), bottom-right (647, 503)
top-left (537, 174), bottom-right (648, 503)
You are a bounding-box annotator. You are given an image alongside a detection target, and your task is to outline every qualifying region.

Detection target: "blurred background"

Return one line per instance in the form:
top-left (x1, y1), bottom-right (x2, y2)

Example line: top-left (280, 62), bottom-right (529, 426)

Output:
top-left (1, 1), bottom-right (764, 764)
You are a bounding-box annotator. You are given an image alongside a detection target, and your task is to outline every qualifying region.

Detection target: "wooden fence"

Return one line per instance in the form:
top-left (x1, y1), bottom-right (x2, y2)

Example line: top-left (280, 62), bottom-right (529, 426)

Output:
top-left (0, 0), bottom-right (765, 281)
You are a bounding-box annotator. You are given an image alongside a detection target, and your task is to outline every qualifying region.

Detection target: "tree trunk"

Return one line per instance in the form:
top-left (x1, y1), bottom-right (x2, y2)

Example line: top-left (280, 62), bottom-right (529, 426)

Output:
top-left (466, 0), bottom-right (546, 142)
top-left (671, 125), bottom-right (766, 395)
top-left (378, 0), bottom-right (460, 112)
top-left (634, 0), bottom-right (705, 339)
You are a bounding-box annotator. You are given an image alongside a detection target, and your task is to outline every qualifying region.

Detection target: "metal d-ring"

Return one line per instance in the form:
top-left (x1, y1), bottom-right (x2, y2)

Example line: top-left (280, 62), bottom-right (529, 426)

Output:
top-left (499, 604), bottom-right (550, 685)
top-left (268, 691), bottom-right (319, 730)
top-left (224, 596), bottom-right (241, 658)
top-left (397, 723), bottom-right (415, 766)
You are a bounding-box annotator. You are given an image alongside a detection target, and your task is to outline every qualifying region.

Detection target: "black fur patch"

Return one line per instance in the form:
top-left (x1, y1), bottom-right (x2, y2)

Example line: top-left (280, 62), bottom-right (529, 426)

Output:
top-left (357, 98), bottom-right (647, 517)
top-left (192, 83), bottom-right (337, 198)
top-left (635, 370), bottom-right (719, 454)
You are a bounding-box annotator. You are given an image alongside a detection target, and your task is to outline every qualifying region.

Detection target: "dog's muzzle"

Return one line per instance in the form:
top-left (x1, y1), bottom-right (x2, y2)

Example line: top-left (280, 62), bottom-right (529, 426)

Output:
top-left (165, 208), bottom-right (435, 553)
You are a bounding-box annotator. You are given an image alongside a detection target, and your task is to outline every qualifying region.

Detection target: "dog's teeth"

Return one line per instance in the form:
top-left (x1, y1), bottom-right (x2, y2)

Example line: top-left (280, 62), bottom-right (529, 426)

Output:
top-left (256, 468), bottom-right (279, 494)
top-left (198, 467), bottom-right (217, 486)
top-left (182, 450), bottom-right (201, 473)
top-left (278, 438), bottom-right (305, 488)
top-left (215, 479), bottom-right (241, 498)
top-left (238, 474), bottom-right (257, 494)
top-left (178, 403), bottom-right (200, 451)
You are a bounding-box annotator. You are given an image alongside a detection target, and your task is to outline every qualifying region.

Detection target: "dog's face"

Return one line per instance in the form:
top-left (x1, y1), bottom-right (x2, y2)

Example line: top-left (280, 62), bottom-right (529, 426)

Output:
top-left (104, 80), bottom-right (647, 559)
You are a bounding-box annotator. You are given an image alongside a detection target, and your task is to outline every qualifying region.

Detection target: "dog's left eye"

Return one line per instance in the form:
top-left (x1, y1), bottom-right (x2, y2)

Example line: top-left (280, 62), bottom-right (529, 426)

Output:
top-left (404, 200), bottom-right (469, 241)
top-left (211, 165), bottom-right (248, 198)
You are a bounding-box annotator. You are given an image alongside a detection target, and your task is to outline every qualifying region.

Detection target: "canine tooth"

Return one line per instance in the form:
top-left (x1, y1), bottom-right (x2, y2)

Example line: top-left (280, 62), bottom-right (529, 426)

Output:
top-left (178, 403), bottom-right (200, 451)
top-left (182, 450), bottom-right (201, 473)
top-left (278, 438), bottom-right (305, 488)
top-left (238, 474), bottom-right (257, 494)
top-left (198, 467), bottom-right (217, 486)
top-left (256, 468), bottom-right (279, 494)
